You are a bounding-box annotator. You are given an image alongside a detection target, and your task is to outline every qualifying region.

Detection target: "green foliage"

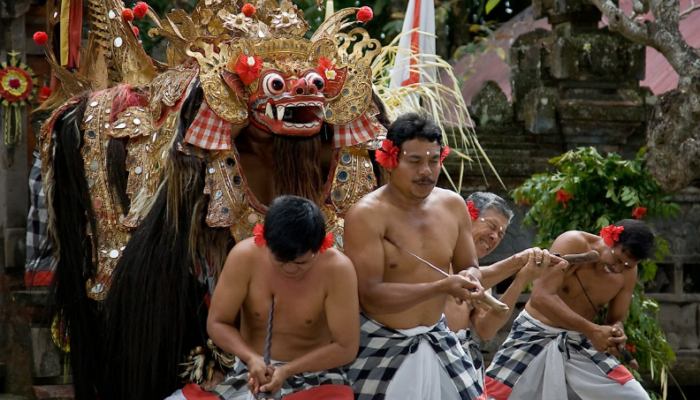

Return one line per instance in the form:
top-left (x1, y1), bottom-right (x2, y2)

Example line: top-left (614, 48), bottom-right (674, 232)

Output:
top-left (511, 147), bottom-right (678, 392)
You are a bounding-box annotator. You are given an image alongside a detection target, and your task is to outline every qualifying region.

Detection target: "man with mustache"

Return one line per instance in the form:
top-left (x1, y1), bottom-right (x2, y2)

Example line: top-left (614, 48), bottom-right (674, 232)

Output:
top-left (344, 113), bottom-right (487, 400)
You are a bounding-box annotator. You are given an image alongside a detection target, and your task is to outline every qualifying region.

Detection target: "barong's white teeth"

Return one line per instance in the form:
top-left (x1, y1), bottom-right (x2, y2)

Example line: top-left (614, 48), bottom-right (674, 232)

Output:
top-left (277, 106), bottom-right (285, 121)
top-left (313, 107), bottom-right (325, 119)
top-left (265, 103), bottom-right (274, 119)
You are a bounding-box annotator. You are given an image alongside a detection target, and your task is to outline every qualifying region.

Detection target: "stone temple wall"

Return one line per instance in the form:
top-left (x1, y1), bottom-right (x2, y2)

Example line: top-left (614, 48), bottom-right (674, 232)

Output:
top-left (438, 0), bottom-right (700, 388)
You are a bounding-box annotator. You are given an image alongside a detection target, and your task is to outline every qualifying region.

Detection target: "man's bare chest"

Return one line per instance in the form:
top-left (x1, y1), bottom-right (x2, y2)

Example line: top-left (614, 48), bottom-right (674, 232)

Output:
top-left (560, 267), bottom-right (625, 311)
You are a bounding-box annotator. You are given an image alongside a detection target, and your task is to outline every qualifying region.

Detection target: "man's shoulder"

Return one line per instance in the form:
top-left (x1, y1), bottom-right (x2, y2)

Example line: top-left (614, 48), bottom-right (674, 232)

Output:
top-left (346, 190), bottom-right (386, 221)
top-left (321, 249), bottom-right (355, 275)
top-left (431, 187), bottom-right (464, 205)
top-left (553, 230), bottom-right (593, 252)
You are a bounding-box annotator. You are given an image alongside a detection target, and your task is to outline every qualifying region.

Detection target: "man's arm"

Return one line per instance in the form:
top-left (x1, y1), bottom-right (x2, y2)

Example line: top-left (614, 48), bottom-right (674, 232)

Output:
top-left (344, 201), bottom-right (480, 316)
top-left (603, 267), bottom-right (637, 354)
top-left (262, 254), bottom-right (360, 391)
top-left (479, 248), bottom-right (540, 289)
top-left (528, 232), bottom-right (616, 351)
top-left (207, 242), bottom-right (259, 365)
top-left (449, 195), bottom-right (485, 296)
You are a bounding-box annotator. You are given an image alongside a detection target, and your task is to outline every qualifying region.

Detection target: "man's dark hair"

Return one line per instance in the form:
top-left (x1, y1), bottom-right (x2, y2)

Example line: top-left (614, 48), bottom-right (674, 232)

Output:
top-left (263, 195), bottom-right (326, 262)
top-left (616, 219), bottom-right (655, 261)
top-left (466, 192), bottom-right (514, 222)
top-left (386, 112), bottom-right (443, 151)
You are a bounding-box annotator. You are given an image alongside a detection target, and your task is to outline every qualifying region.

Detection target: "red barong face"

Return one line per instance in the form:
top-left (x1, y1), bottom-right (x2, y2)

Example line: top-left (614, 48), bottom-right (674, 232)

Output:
top-left (247, 69), bottom-right (330, 137)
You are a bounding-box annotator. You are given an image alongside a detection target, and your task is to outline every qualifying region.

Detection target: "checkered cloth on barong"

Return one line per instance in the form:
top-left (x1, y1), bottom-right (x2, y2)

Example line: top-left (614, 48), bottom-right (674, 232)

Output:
top-left (25, 149), bottom-right (56, 286)
top-left (485, 311), bottom-right (630, 399)
top-left (185, 100), bottom-right (233, 151)
top-left (210, 357), bottom-right (350, 400)
top-left (333, 104), bottom-right (386, 149)
top-left (345, 313), bottom-right (484, 400)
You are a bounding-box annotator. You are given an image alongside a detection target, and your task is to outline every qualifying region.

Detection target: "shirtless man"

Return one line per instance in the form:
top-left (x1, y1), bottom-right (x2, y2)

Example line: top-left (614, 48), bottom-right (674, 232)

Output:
top-left (168, 195), bottom-right (359, 400)
top-left (445, 192), bottom-right (561, 389)
top-left (485, 219), bottom-right (654, 400)
top-left (343, 113), bottom-right (487, 400)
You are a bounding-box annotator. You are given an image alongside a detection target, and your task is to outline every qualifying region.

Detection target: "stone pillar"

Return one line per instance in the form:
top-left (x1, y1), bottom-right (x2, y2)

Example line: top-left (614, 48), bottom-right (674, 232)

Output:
top-left (0, 0), bottom-right (30, 273)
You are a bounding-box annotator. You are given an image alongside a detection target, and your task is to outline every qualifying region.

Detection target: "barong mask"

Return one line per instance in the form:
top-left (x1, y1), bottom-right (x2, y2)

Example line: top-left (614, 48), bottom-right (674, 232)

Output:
top-left (186, 0), bottom-right (380, 135)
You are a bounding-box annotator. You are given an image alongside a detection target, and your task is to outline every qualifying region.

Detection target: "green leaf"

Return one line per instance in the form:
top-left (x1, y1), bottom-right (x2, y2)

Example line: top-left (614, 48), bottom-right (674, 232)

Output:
top-left (485, 0), bottom-right (501, 15)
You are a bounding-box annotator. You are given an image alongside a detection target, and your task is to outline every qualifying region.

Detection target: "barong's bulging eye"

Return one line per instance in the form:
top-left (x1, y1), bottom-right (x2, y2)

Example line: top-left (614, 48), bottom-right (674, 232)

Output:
top-left (306, 72), bottom-right (325, 90)
top-left (263, 73), bottom-right (286, 96)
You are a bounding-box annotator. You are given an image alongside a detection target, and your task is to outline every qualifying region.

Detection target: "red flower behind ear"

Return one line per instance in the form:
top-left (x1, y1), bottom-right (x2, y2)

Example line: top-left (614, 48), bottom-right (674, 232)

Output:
top-left (253, 223), bottom-right (266, 247)
top-left (467, 201), bottom-right (479, 221)
top-left (376, 139), bottom-right (399, 169)
top-left (319, 233), bottom-right (334, 253)
top-left (600, 225), bottom-right (624, 247)
top-left (440, 146), bottom-right (450, 166)
top-left (632, 206), bottom-right (647, 220)
top-left (234, 55), bottom-right (263, 86)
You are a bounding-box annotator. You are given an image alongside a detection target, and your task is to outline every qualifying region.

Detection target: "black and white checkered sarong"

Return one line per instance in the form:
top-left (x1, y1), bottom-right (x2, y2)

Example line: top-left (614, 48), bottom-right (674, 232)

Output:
top-left (25, 149), bottom-right (56, 284)
top-left (345, 313), bottom-right (484, 400)
top-left (210, 357), bottom-right (350, 400)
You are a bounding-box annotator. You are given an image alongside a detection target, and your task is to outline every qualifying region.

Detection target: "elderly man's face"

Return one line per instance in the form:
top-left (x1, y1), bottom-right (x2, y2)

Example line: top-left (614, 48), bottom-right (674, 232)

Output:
top-left (471, 208), bottom-right (510, 258)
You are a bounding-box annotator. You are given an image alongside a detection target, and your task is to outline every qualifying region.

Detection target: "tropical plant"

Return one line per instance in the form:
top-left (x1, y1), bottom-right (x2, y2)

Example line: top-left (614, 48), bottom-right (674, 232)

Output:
top-left (511, 147), bottom-right (680, 399)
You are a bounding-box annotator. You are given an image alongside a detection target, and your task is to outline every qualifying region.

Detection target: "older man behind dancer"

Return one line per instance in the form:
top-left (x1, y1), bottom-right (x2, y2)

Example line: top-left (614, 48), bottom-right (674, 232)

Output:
top-left (344, 113), bottom-right (487, 400)
top-left (445, 192), bottom-right (561, 390)
top-left (485, 219), bottom-right (653, 400)
top-left (168, 195), bottom-right (359, 400)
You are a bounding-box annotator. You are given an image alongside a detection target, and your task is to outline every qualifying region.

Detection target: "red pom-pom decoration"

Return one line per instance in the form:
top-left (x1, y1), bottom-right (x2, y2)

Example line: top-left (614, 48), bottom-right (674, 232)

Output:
top-left (253, 224), bottom-right (266, 247)
top-left (133, 26), bottom-right (139, 35)
top-left (467, 201), bottom-right (479, 221)
top-left (242, 4), bottom-right (256, 17)
top-left (33, 32), bottom-right (49, 46)
top-left (319, 233), bottom-right (334, 253)
top-left (133, 2), bottom-right (148, 18)
top-left (122, 9), bottom-right (134, 22)
top-left (357, 6), bottom-right (373, 23)
top-left (39, 86), bottom-right (53, 103)
top-left (375, 139), bottom-right (399, 169)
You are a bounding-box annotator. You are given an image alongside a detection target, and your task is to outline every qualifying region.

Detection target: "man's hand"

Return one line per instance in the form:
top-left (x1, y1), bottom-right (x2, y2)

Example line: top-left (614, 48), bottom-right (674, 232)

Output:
top-left (258, 364), bottom-right (290, 398)
top-left (516, 249), bottom-right (568, 284)
top-left (606, 324), bottom-right (628, 356)
top-left (443, 271), bottom-right (484, 303)
top-left (587, 325), bottom-right (619, 353)
top-left (246, 357), bottom-right (272, 394)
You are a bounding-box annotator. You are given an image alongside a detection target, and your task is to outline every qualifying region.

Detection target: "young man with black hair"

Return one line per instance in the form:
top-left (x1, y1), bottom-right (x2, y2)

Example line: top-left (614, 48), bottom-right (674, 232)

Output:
top-left (168, 196), bottom-right (359, 400)
top-left (344, 113), bottom-right (488, 400)
top-left (485, 219), bottom-right (654, 400)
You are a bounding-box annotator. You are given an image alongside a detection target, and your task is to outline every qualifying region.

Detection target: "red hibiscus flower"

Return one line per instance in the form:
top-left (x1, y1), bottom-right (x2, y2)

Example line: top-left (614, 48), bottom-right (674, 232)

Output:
top-left (253, 223), bottom-right (266, 247)
top-left (600, 225), bottom-right (624, 247)
top-left (375, 139), bottom-right (399, 169)
top-left (632, 206), bottom-right (647, 220)
top-left (555, 189), bottom-right (572, 207)
top-left (133, 2), bottom-right (148, 18)
top-left (233, 55), bottom-right (263, 86)
top-left (317, 57), bottom-right (338, 84)
top-left (319, 233), bottom-right (334, 253)
top-left (467, 201), bottom-right (479, 221)
top-left (625, 343), bottom-right (636, 354)
top-left (440, 146), bottom-right (450, 166)
top-left (357, 6), bottom-right (373, 22)
top-left (242, 4), bottom-right (256, 17)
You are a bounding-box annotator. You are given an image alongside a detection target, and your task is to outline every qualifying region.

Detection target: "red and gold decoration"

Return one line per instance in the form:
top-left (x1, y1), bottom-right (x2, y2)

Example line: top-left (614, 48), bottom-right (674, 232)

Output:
top-left (0, 51), bottom-right (37, 148)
